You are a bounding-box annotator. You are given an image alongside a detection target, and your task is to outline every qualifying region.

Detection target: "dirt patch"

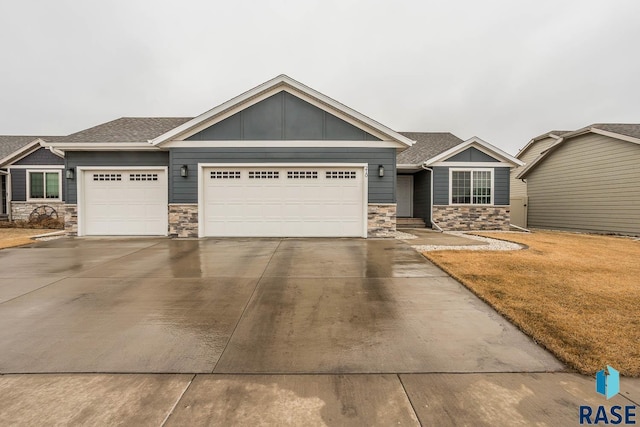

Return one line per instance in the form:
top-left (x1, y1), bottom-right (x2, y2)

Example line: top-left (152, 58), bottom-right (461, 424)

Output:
top-left (423, 230), bottom-right (640, 377)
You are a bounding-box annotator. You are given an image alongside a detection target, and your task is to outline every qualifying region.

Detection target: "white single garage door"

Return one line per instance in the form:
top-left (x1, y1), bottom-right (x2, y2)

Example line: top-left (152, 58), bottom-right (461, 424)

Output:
top-left (81, 169), bottom-right (168, 236)
top-left (202, 165), bottom-right (366, 237)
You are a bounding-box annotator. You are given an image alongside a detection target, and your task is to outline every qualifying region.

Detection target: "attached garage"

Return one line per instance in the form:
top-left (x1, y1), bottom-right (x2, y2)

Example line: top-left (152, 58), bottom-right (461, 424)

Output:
top-left (199, 164), bottom-right (366, 237)
top-left (79, 168), bottom-right (168, 236)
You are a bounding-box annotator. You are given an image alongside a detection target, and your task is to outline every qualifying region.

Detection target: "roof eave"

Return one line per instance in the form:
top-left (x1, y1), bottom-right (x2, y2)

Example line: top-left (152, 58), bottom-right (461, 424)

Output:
top-left (41, 142), bottom-right (161, 151)
top-left (0, 138), bottom-right (44, 168)
top-left (424, 137), bottom-right (523, 167)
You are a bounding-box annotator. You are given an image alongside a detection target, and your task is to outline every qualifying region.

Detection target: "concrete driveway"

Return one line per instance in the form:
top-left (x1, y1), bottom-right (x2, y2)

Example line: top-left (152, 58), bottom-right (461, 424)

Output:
top-left (9, 237), bottom-right (633, 426)
top-left (0, 237), bottom-right (561, 374)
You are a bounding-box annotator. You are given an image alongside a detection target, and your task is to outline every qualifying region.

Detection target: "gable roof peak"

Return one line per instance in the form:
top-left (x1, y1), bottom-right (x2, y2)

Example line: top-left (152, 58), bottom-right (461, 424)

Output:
top-left (149, 75), bottom-right (415, 147)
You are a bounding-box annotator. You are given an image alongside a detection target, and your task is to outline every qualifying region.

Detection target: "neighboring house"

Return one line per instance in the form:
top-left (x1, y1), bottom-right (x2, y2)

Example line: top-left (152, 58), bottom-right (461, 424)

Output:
top-left (509, 131), bottom-right (568, 228)
top-left (517, 124), bottom-right (640, 235)
top-left (0, 136), bottom-right (65, 221)
top-left (397, 133), bottom-right (522, 231)
top-left (0, 74), bottom-right (520, 238)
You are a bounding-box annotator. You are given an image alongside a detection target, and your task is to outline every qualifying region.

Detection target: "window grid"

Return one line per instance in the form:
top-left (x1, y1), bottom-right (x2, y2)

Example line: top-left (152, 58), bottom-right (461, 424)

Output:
top-left (326, 171), bottom-right (357, 179)
top-left (287, 171), bottom-right (318, 179)
top-left (29, 171), bottom-right (60, 199)
top-left (451, 170), bottom-right (492, 205)
top-left (93, 173), bottom-right (122, 181)
top-left (211, 171), bottom-right (241, 179)
top-left (249, 171), bottom-right (279, 179)
top-left (129, 173), bottom-right (158, 181)
top-left (473, 171), bottom-right (491, 204)
top-left (451, 171), bottom-right (471, 204)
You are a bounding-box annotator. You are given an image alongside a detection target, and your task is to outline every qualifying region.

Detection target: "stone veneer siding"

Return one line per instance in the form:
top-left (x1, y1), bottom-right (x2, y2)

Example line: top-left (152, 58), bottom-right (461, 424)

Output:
top-left (64, 204), bottom-right (78, 236)
top-left (169, 204), bottom-right (198, 238)
top-left (11, 201), bottom-right (66, 222)
top-left (367, 203), bottom-right (396, 238)
top-left (432, 205), bottom-right (510, 231)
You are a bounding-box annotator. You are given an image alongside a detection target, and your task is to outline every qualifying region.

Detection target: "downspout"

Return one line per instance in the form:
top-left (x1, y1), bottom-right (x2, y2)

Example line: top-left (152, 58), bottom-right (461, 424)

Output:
top-left (421, 164), bottom-right (443, 232)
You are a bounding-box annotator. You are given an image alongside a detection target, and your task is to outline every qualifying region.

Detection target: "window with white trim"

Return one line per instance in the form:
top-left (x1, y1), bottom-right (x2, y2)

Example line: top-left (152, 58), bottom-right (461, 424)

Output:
top-left (28, 170), bottom-right (61, 200)
top-left (451, 169), bottom-right (492, 205)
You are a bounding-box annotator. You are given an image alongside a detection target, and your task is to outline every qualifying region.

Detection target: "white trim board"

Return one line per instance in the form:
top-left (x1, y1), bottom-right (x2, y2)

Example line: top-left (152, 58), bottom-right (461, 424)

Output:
top-left (25, 169), bottom-right (63, 202)
top-left (0, 139), bottom-right (44, 168)
top-left (448, 167), bottom-right (495, 206)
top-left (7, 165), bottom-right (64, 169)
top-left (161, 140), bottom-right (404, 148)
top-left (425, 137), bottom-right (523, 167)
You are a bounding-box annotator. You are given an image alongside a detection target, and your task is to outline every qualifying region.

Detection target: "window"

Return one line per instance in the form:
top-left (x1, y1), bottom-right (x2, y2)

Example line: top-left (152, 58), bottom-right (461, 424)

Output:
top-left (248, 171), bottom-right (279, 179)
top-left (326, 171), bottom-right (357, 179)
top-left (450, 169), bottom-right (492, 205)
top-left (28, 171), bottom-right (61, 200)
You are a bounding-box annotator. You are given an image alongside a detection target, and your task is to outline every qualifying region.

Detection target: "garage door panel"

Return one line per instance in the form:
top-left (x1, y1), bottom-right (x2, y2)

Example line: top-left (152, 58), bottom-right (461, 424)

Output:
top-left (82, 169), bottom-right (167, 236)
top-left (203, 166), bottom-right (365, 237)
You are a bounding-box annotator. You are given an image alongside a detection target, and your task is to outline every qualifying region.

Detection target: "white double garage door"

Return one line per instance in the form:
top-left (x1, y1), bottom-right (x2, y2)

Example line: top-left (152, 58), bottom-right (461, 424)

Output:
top-left (79, 165), bottom-right (367, 237)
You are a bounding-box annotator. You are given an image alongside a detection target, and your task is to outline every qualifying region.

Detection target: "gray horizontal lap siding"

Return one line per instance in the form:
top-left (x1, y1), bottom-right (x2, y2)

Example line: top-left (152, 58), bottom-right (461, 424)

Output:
top-left (10, 168), bottom-right (66, 202)
top-left (169, 147), bottom-right (396, 204)
top-left (64, 151), bottom-right (169, 204)
top-left (527, 133), bottom-right (640, 235)
top-left (433, 166), bottom-right (510, 205)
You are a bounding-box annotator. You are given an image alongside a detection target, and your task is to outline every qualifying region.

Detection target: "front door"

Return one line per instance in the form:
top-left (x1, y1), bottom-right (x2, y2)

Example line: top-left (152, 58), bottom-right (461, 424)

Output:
top-left (397, 175), bottom-right (413, 217)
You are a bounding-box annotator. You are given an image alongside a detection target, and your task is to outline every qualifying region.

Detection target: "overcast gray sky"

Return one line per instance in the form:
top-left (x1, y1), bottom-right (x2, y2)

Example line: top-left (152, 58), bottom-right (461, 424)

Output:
top-left (1, 0), bottom-right (639, 154)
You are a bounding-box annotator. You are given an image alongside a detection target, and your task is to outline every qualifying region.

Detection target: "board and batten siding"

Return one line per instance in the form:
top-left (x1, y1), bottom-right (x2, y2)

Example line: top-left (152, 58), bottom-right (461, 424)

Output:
top-left (169, 147), bottom-right (396, 204)
top-left (527, 133), bottom-right (640, 235)
top-left (433, 166), bottom-right (510, 206)
top-left (64, 151), bottom-right (169, 204)
top-left (510, 137), bottom-right (558, 199)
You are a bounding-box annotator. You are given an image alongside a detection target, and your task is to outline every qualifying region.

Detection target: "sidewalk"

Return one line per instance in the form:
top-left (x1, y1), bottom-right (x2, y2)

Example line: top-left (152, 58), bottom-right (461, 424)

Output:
top-left (1, 372), bottom-right (638, 426)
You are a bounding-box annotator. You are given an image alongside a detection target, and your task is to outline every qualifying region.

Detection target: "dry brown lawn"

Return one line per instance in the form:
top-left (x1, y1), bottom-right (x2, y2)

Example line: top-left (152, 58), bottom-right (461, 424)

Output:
top-left (423, 230), bottom-right (640, 377)
top-left (0, 228), bottom-right (58, 249)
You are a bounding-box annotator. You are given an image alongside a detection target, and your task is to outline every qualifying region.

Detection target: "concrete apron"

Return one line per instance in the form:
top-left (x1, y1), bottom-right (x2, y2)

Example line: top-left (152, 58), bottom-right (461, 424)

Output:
top-left (0, 236), bottom-right (593, 425)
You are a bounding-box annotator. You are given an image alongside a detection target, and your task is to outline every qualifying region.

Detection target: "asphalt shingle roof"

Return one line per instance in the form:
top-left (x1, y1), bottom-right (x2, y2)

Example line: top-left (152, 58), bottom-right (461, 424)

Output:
top-left (61, 117), bottom-right (193, 143)
top-left (397, 132), bottom-right (463, 164)
top-left (0, 135), bottom-right (64, 161)
top-left (591, 123), bottom-right (640, 140)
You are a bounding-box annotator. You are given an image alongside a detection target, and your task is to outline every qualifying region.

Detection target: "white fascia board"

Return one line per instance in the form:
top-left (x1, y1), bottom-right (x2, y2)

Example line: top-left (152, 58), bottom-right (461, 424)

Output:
top-left (516, 133), bottom-right (563, 159)
top-left (429, 161), bottom-right (514, 167)
top-left (424, 137), bottom-right (524, 167)
top-left (42, 142), bottom-right (162, 151)
top-left (150, 74), bottom-right (415, 148)
top-left (0, 138), bottom-right (43, 168)
top-left (515, 140), bottom-right (563, 179)
top-left (161, 140), bottom-right (403, 148)
top-left (517, 127), bottom-right (640, 180)
top-left (590, 128), bottom-right (640, 145)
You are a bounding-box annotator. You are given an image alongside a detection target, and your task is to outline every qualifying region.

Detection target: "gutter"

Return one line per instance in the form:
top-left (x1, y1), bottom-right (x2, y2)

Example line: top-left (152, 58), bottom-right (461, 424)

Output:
top-left (48, 146), bottom-right (65, 158)
top-left (421, 164), bottom-right (443, 232)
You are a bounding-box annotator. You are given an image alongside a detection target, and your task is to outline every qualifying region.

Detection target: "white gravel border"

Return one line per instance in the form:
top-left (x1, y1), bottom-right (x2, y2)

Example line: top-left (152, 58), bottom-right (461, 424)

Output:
top-left (396, 231), bottom-right (524, 252)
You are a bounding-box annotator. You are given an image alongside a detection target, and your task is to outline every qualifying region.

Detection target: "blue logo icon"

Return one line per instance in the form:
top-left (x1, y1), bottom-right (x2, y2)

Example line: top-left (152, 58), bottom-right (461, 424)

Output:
top-left (596, 365), bottom-right (620, 399)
